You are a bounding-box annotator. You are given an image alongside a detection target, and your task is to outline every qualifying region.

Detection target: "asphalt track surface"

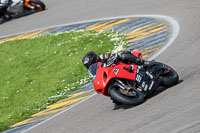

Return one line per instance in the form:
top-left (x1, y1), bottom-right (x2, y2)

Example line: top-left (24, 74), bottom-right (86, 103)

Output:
top-left (1, 0), bottom-right (200, 133)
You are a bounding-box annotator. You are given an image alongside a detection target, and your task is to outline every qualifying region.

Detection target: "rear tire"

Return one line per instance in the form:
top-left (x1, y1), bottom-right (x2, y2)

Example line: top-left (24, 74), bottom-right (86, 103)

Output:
top-left (29, 0), bottom-right (46, 11)
top-left (110, 87), bottom-right (144, 105)
top-left (160, 63), bottom-right (179, 87)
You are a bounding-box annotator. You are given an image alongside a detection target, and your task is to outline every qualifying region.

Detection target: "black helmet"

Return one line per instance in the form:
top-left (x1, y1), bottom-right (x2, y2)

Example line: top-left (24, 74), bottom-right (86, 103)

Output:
top-left (82, 51), bottom-right (98, 69)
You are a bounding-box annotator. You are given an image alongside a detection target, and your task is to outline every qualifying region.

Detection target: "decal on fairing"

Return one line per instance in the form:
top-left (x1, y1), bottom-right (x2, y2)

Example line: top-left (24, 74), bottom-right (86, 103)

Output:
top-left (136, 66), bottom-right (155, 92)
top-left (112, 68), bottom-right (119, 75)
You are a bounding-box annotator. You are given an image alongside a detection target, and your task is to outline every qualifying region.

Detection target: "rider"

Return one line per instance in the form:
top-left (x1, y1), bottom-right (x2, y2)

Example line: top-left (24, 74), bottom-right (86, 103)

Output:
top-left (82, 50), bottom-right (155, 109)
top-left (0, 0), bottom-right (9, 18)
top-left (0, 0), bottom-right (24, 19)
top-left (82, 50), bottom-right (155, 69)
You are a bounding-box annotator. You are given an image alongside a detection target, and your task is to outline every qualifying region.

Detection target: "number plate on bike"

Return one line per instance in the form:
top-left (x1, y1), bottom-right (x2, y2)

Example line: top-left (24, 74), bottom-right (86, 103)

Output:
top-left (136, 66), bottom-right (154, 92)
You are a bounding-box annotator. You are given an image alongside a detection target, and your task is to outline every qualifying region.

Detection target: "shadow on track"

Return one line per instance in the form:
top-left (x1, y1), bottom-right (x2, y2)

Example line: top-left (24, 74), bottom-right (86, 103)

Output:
top-left (113, 80), bottom-right (183, 110)
top-left (0, 9), bottom-right (46, 24)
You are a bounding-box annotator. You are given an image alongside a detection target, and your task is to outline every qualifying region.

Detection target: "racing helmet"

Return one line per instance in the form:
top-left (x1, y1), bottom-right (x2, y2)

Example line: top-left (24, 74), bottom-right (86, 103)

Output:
top-left (82, 51), bottom-right (98, 69)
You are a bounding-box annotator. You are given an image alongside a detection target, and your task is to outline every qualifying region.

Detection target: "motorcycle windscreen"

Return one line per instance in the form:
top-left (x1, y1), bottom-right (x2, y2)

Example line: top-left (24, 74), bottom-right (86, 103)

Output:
top-left (88, 63), bottom-right (98, 78)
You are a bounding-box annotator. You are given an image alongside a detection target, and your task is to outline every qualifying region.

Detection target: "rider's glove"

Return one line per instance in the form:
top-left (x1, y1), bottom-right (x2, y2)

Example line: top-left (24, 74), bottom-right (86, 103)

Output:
top-left (106, 54), bottom-right (120, 67)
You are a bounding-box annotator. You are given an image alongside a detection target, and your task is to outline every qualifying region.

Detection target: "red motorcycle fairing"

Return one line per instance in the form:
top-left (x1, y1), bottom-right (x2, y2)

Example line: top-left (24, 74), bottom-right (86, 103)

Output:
top-left (88, 49), bottom-right (179, 106)
top-left (92, 62), bottom-right (137, 96)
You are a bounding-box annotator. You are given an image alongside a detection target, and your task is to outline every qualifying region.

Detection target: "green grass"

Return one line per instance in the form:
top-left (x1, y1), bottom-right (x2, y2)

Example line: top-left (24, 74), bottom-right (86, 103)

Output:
top-left (0, 30), bottom-right (127, 131)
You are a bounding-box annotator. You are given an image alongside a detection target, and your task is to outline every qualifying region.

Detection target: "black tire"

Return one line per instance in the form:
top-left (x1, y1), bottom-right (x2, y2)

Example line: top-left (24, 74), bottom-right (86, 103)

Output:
top-left (159, 63), bottom-right (179, 87)
top-left (110, 87), bottom-right (144, 105)
top-left (29, 0), bottom-right (46, 11)
top-left (0, 18), bottom-right (4, 24)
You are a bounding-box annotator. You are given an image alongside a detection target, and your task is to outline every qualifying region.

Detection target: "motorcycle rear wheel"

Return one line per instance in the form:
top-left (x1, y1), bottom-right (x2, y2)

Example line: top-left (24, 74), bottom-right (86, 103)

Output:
top-left (110, 87), bottom-right (144, 105)
top-left (28, 0), bottom-right (46, 11)
top-left (159, 63), bottom-right (179, 87)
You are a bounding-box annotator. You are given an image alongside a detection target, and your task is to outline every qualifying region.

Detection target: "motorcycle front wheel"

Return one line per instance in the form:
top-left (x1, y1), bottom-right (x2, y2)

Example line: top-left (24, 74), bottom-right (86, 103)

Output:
top-left (110, 87), bottom-right (144, 106)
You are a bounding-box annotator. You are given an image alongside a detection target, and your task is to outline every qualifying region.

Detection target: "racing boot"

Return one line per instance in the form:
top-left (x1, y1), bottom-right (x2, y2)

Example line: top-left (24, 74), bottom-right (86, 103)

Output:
top-left (136, 57), bottom-right (155, 66)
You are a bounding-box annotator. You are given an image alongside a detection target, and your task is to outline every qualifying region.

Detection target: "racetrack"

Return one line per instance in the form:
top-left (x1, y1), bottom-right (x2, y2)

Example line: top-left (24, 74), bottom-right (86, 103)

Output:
top-left (1, 0), bottom-right (200, 133)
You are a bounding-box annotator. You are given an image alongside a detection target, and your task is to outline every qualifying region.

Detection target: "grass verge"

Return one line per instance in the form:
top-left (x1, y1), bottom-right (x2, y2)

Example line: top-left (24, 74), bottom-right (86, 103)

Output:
top-left (0, 30), bottom-right (127, 131)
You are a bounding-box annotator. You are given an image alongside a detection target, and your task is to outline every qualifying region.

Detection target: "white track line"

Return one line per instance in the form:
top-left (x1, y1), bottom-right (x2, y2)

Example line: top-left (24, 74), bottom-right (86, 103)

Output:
top-left (15, 14), bottom-right (179, 133)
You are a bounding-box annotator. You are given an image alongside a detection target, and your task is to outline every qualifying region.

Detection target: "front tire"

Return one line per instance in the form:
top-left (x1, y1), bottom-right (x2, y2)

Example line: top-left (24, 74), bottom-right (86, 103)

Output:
top-left (110, 87), bottom-right (144, 105)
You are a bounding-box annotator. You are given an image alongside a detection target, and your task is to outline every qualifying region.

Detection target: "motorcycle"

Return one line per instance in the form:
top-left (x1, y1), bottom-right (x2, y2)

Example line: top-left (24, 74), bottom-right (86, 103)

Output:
top-left (0, 0), bottom-right (45, 23)
top-left (88, 49), bottom-right (179, 107)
